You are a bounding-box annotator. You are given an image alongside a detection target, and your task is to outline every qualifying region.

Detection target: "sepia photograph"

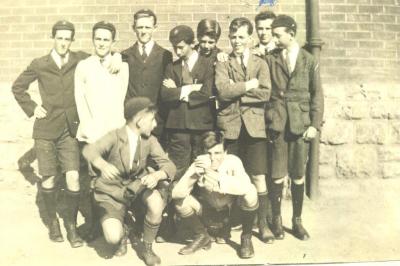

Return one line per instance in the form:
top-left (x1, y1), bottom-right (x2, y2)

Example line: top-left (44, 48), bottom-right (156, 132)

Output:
top-left (0, 0), bottom-right (399, 265)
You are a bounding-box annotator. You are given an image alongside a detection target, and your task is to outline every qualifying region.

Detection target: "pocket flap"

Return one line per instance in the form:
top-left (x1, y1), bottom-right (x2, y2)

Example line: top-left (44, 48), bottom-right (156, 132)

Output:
top-left (299, 102), bottom-right (310, 111)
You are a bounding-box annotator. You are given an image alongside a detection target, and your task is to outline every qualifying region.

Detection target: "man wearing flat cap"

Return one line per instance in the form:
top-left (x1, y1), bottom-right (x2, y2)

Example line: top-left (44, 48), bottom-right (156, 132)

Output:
top-left (11, 20), bottom-right (122, 248)
top-left (83, 96), bottom-right (176, 264)
top-left (265, 14), bottom-right (324, 241)
top-left (161, 25), bottom-right (215, 181)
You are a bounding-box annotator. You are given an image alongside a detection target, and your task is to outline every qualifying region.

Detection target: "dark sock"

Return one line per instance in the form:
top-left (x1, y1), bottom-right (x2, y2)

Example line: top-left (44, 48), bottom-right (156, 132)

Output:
top-left (257, 193), bottom-right (268, 226)
top-left (241, 209), bottom-right (256, 236)
top-left (143, 219), bottom-right (160, 244)
top-left (41, 186), bottom-right (58, 220)
top-left (64, 189), bottom-right (80, 224)
top-left (270, 182), bottom-right (283, 216)
top-left (182, 213), bottom-right (207, 236)
top-left (291, 182), bottom-right (304, 218)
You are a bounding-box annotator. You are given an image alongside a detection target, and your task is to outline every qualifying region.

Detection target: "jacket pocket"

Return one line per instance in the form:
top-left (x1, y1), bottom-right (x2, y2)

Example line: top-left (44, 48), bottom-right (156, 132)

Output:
top-left (299, 102), bottom-right (311, 127)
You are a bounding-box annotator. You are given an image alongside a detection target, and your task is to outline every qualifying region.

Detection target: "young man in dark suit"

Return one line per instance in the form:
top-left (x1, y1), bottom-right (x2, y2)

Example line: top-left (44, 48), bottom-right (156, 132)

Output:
top-left (265, 15), bottom-right (324, 241)
top-left (83, 97), bottom-right (176, 264)
top-left (161, 25), bottom-right (215, 180)
top-left (215, 17), bottom-right (272, 244)
top-left (11, 21), bottom-right (88, 248)
top-left (122, 9), bottom-right (173, 141)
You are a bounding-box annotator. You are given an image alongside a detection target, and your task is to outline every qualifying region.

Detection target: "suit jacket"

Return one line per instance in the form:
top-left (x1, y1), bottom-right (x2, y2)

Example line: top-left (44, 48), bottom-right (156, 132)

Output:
top-left (160, 55), bottom-right (215, 131)
top-left (215, 52), bottom-right (271, 139)
top-left (265, 48), bottom-right (324, 134)
top-left (83, 127), bottom-right (176, 206)
top-left (11, 51), bottom-right (89, 139)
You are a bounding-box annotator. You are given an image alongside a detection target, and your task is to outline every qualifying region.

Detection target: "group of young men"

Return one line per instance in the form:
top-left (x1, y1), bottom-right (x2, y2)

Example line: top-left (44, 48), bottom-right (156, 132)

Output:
top-left (11, 8), bottom-right (323, 266)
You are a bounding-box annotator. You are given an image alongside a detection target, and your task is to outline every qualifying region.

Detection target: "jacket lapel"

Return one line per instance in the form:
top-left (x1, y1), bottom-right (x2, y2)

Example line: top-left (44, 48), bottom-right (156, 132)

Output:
top-left (117, 128), bottom-right (130, 175)
top-left (228, 53), bottom-right (245, 80)
top-left (132, 42), bottom-right (145, 67)
top-left (145, 43), bottom-right (161, 65)
top-left (246, 54), bottom-right (257, 80)
top-left (273, 51), bottom-right (290, 78)
top-left (174, 59), bottom-right (183, 85)
top-left (290, 49), bottom-right (305, 78)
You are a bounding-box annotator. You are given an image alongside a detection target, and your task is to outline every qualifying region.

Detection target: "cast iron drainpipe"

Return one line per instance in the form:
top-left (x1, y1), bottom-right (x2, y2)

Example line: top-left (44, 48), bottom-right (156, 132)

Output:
top-left (305, 0), bottom-right (324, 200)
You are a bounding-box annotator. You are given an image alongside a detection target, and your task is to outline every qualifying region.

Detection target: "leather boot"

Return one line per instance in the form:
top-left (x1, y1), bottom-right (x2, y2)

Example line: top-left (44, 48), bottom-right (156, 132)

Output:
top-left (258, 217), bottom-right (275, 244)
top-left (64, 190), bottom-right (84, 248)
top-left (239, 233), bottom-right (254, 259)
top-left (114, 226), bottom-right (128, 256)
top-left (41, 187), bottom-right (64, 242)
top-left (271, 215), bottom-right (285, 240)
top-left (178, 233), bottom-right (212, 255)
top-left (141, 242), bottom-right (161, 266)
top-left (292, 217), bottom-right (310, 240)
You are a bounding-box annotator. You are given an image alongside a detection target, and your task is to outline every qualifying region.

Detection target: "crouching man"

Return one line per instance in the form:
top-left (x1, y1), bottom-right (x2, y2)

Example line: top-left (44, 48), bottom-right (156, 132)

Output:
top-left (172, 131), bottom-right (258, 259)
top-left (82, 97), bottom-right (176, 265)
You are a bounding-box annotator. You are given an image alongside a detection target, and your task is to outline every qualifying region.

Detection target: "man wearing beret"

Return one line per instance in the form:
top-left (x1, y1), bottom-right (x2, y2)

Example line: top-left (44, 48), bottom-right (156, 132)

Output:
top-left (161, 25), bottom-right (215, 181)
top-left (214, 17), bottom-right (273, 244)
top-left (83, 97), bottom-right (176, 264)
top-left (122, 9), bottom-right (173, 143)
top-left (11, 20), bottom-right (122, 248)
top-left (74, 21), bottom-right (129, 241)
top-left (265, 15), bottom-right (324, 241)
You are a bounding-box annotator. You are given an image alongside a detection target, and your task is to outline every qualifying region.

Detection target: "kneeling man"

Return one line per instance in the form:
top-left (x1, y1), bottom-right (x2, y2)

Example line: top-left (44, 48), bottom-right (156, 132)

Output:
top-left (83, 97), bottom-right (176, 265)
top-left (172, 131), bottom-right (258, 259)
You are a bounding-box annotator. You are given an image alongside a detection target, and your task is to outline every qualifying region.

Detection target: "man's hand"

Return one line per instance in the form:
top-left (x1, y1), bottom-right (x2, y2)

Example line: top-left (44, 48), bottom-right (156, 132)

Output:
top-left (101, 163), bottom-right (120, 180)
top-left (107, 52), bottom-right (122, 74)
top-left (34, 105), bottom-right (47, 119)
top-left (303, 126), bottom-right (317, 141)
top-left (245, 78), bottom-right (259, 91)
top-left (200, 169), bottom-right (219, 193)
top-left (163, 79), bottom-right (177, 89)
top-left (190, 84), bottom-right (203, 92)
top-left (141, 172), bottom-right (161, 190)
top-left (217, 52), bottom-right (229, 62)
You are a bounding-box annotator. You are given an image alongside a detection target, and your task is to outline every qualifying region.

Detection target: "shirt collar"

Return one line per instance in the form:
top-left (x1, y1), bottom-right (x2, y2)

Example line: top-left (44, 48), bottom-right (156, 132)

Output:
top-left (138, 40), bottom-right (155, 55)
top-left (182, 50), bottom-right (199, 72)
top-left (51, 49), bottom-right (70, 68)
top-left (236, 48), bottom-right (250, 67)
top-left (126, 125), bottom-right (139, 142)
top-left (95, 53), bottom-right (112, 65)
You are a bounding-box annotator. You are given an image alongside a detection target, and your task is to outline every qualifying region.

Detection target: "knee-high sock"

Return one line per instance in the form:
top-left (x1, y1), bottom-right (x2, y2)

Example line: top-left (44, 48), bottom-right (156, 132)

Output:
top-left (143, 219), bottom-right (161, 244)
top-left (257, 193), bottom-right (268, 227)
top-left (64, 189), bottom-right (81, 224)
top-left (41, 187), bottom-right (58, 221)
top-left (241, 209), bottom-right (256, 236)
top-left (291, 182), bottom-right (304, 218)
top-left (270, 182), bottom-right (283, 216)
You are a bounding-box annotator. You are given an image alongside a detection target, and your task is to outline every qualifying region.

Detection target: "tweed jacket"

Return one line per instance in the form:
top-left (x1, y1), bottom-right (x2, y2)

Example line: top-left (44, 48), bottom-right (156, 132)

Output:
top-left (160, 55), bottom-right (215, 131)
top-left (214, 52), bottom-right (271, 140)
top-left (83, 126), bottom-right (176, 205)
top-left (265, 48), bottom-right (324, 134)
top-left (11, 51), bottom-right (89, 139)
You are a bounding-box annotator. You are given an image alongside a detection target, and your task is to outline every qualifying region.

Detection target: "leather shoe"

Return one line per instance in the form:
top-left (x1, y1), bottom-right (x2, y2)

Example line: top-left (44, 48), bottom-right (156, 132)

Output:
top-left (65, 222), bottom-right (84, 248)
top-left (141, 242), bottom-right (161, 266)
top-left (258, 219), bottom-right (274, 244)
top-left (292, 217), bottom-right (310, 240)
top-left (48, 219), bottom-right (64, 242)
top-left (239, 234), bottom-right (254, 259)
top-left (178, 233), bottom-right (212, 255)
top-left (271, 216), bottom-right (285, 240)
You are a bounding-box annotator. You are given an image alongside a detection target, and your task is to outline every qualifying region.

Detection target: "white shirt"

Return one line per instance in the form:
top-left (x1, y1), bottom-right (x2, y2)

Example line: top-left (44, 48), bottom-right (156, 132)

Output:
top-left (282, 42), bottom-right (300, 73)
top-left (259, 41), bottom-right (276, 53)
top-left (182, 50), bottom-right (199, 72)
top-left (126, 126), bottom-right (140, 170)
top-left (236, 48), bottom-right (250, 68)
top-left (51, 49), bottom-right (69, 69)
top-left (74, 55), bottom-right (129, 143)
top-left (138, 40), bottom-right (155, 57)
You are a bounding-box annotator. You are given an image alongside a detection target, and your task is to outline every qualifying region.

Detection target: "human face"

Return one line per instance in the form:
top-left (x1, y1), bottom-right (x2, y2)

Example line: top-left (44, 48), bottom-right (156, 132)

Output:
top-left (198, 35), bottom-right (217, 56)
top-left (173, 40), bottom-right (193, 60)
top-left (272, 26), bottom-right (293, 49)
top-left (93, 28), bottom-right (114, 58)
top-left (133, 17), bottom-right (156, 44)
top-left (53, 30), bottom-right (73, 57)
top-left (229, 25), bottom-right (251, 56)
top-left (137, 111), bottom-right (157, 137)
top-left (207, 143), bottom-right (226, 170)
top-left (256, 19), bottom-right (274, 45)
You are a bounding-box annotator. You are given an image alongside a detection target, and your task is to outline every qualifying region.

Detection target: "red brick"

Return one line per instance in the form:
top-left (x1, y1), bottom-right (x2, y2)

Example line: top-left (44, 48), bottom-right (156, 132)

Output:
top-left (324, 48), bottom-right (346, 57)
top-left (373, 50), bottom-right (397, 58)
top-left (373, 31), bottom-right (396, 40)
top-left (24, 15), bottom-right (46, 23)
top-left (359, 41), bottom-right (384, 49)
top-left (194, 13), bottom-right (217, 21)
top-left (82, 5), bottom-right (107, 13)
top-left (385, 24), bottom-right (400, 32)
top-left (333, 5), bottom-right (357, 12)
top-left (22, 33), bottom-right (48, 40)
top-left (169, 13), bottom-right (193, 22)
top-left (384, 5), bottom-right (400, 14)
top-left (230, 4), bottom-right (255, 13)
top-left (319, 4), bottom-right (333, 13)
top-left (321, 13), bottom-right (345, 21)
top-left (346, 32), bottom-right (371, 39)
top-left (346, 14), bottom-right (371, 22)
top-left (346, 49), bottom-right (372, 58)
top-left (333, 40), bottom-right (359, 49)
top-left (155, 5), bottom-right (177, 13)
top-left (180, 5), bottom-right (205, 12)
top-left (359, 5), bottom-right (384, 13)
top-left (205, 4), bottom-right (226, 12)
top-left (331, 23), bottom-right (358, 30)
top-left (372, 14), bottom-right (395, 23)
top-left (359, 23), bottom-right (384, 31)
top-left (358, 59), bottom-right (384, 67)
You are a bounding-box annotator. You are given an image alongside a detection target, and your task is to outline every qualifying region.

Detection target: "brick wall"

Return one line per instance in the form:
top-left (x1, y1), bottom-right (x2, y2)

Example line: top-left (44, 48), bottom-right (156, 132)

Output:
top-left (0, 0), bottom-right (399, 180)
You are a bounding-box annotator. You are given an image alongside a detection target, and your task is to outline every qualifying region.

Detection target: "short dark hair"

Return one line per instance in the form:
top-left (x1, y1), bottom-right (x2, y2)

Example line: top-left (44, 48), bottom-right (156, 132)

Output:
top-left (197, 19), bottom-right (221, 41)
top-left (255, 11), bottom-right (276, 25)
top-left (201, 131), bottom-right (226, 153)
top-left (229, 17), bottom-right (253, 35)
top-left (92, 21), bottom-right (116, 40)
top-left (133, 9), bottom-right (157, 26)
top-left (169, 25), bottom-right (195, 45)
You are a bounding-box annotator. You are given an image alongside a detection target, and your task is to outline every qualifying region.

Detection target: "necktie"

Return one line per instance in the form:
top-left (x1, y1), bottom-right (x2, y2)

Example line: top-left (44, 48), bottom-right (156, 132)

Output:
top-left (240, 54), bottom-right (246, 74)
top-left (285, 49), bottom-right (292, 74)
top-left (141, 44), bottom-right (148, 62)
top-left (99, 58), bottom-right (105, 65)
top-left (60, 55), bottom-right (66, 68)
top-left (182, 60), bottom-right (193, 85)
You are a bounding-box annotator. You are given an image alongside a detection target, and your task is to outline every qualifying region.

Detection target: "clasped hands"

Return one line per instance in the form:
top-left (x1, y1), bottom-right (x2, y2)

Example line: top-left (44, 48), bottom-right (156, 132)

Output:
top-left (193, 154), bottom-right (219, 193)
top-left (163, 78), bottom-right (202, 102)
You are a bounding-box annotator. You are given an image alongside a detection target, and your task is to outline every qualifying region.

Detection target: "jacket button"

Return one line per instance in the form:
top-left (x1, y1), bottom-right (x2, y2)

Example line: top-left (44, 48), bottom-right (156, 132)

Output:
top-left (280, 91), bottom-right (284, 97)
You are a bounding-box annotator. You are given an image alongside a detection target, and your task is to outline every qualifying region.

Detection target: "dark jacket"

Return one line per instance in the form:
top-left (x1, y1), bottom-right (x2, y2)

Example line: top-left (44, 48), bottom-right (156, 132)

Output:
top-left (11, 51), bottom-right (89, 139)
top-left (160, 55), bottom-right (215, 131)
top-left (265, 48), bottom-right (324, 134)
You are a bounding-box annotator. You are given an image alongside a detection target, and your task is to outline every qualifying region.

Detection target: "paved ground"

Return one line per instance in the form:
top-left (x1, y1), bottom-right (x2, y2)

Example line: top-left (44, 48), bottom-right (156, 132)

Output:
top-left (1, 164), bottom-right (400, 266)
